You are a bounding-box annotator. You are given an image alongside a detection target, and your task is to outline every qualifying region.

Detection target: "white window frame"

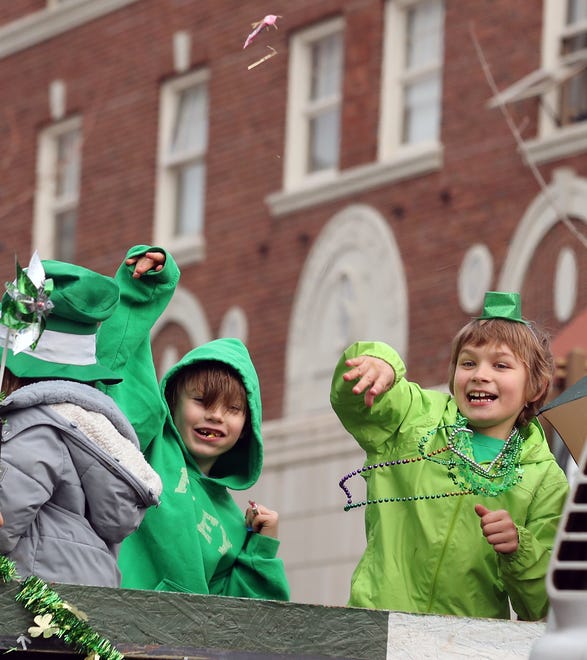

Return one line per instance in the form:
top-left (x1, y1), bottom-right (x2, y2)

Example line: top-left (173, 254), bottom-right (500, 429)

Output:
top-left (487, 59), bottom-right (587, 109)
top-left (32, 115), bottom-right (82, 259)
top-left (153, 68), bottom-right (209, 265)
top-left (283, 17), bottom-right (344, 192)
top-left (378, 0), bottom-right (445, 162)
top-left (267, 1), bottom-right (444, 217)
top-left (500, 1), bottom-right (587, 164)
top-left (46, 0), bottom-right (81, 8)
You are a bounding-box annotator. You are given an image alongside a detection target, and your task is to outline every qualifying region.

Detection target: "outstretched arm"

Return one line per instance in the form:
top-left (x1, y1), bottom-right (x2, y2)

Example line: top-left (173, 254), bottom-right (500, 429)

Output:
top-left (97, 245), bottom-right (180, 451)
top-left (330, 341), bottom-right (412, 451)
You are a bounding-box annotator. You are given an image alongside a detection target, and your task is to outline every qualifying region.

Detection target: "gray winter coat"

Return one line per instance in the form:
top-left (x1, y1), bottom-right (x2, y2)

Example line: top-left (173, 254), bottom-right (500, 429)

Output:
top-left (0, 380), bottom-right (162, 587)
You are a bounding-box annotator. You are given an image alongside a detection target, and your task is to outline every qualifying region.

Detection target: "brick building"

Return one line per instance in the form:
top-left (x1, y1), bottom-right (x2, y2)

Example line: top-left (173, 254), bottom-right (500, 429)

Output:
top-left (0, 0), bottom-right (586, 606)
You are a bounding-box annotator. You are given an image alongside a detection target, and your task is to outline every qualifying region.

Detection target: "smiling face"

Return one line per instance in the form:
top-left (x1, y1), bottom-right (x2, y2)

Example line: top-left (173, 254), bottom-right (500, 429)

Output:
top-left (169, 363), bottom-right (248, 475)
top-left (453, 341), bottom-right (532, 439)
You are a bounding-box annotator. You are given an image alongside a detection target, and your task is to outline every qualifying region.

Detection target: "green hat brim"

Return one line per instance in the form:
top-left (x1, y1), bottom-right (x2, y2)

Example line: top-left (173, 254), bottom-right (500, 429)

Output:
top-left (0, 346), bottom-right (122, 385)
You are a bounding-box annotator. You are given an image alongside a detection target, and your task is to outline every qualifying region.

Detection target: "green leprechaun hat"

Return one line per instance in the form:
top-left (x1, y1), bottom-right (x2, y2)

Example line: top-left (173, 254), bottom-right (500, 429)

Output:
top-left (0, 259), bottom-right (122, 384)
top-left (477, 291), bottom-right (529, 325)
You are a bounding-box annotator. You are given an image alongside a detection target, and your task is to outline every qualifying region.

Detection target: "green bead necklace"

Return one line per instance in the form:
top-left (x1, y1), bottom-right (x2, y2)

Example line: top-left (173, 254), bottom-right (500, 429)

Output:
top-left (339, 413), bottom-right (524, 511)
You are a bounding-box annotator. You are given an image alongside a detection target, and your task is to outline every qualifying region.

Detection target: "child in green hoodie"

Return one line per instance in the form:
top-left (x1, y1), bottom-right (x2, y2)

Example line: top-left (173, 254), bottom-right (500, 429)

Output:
top-left (330, 291), bottom-right (568, 620)
top-left (97, 247), bottom-right (289, 600)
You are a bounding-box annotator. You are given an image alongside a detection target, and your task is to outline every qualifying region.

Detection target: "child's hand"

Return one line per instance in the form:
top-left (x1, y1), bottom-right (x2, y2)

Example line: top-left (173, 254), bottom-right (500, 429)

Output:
top-left (475, 504), bottom-right (519, 554)
top-left (126, 251), bottom-right (166, 279)
top-left (342, 356), bottom-right (395, 407)
top-left (245, 500), bottom-right (279, 538)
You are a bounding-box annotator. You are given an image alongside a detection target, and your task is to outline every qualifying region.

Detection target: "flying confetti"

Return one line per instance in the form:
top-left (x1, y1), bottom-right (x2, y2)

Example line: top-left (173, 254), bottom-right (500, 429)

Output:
top-left (243, 14), bottom-right (281, 49)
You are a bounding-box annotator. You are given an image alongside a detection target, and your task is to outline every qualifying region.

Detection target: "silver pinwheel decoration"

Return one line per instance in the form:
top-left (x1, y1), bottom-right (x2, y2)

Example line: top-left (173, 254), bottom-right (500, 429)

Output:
top-left (0, 252), bottom-right (54, 393)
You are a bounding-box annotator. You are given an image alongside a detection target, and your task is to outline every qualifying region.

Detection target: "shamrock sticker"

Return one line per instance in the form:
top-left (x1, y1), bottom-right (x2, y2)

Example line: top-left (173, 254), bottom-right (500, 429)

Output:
top-left (61, 600), bottom-right (89, 621)
top-left (28, 613), bottom-right (60, 639)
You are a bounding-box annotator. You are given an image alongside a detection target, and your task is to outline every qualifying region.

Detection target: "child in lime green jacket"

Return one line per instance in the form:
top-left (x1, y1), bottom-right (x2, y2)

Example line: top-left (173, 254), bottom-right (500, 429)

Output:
top-left (97, 247), bottom-right (289, 600)
top-left (330, 292), bottom-right (568, 620)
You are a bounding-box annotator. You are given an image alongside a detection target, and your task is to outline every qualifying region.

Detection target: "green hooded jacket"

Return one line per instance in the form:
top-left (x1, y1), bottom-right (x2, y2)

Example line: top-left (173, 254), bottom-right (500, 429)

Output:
top-left (98, 247), bottom-right (289, 599)
top-left (330, 341), bottom-right (569, 620)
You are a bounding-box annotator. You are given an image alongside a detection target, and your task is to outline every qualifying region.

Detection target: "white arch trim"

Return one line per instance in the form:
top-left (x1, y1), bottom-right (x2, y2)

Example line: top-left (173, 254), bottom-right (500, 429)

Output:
top-left (499, 167), bottom-right (587, 291)
top-left (151, 284), bottom-right (211, 347)
top-left (285, 203), bottom-right (408, 417)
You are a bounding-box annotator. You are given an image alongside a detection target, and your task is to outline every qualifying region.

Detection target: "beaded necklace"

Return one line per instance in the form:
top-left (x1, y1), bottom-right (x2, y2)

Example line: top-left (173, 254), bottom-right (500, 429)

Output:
top-left (339, 413), bottom-right (524, 511)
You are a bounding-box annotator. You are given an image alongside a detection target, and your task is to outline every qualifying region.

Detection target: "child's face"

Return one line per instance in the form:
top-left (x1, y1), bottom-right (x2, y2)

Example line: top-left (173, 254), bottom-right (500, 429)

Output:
top-left (453, 341), bottom-right (531, 439)
top-left (173, 385), bottom-right (246, 475)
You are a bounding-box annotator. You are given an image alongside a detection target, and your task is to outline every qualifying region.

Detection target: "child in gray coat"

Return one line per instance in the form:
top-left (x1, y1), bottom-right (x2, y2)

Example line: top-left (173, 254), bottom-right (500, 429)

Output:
top-left (0, 258), bottom-right (162, 587)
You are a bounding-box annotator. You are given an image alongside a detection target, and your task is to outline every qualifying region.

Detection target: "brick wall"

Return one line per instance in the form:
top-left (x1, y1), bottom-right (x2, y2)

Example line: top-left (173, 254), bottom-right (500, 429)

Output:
top-left (0, 0), bottom-right (585, 420)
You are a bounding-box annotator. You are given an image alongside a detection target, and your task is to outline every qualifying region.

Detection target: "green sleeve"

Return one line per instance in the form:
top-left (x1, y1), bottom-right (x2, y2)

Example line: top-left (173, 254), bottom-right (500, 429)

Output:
top-left (210, 534), bottom-right (290, 601)
top-left (498, 465), bottom-right (569, 620)
top-left (329, 341), bottom-right (412, 452)
top-left (96, 245), bottom-right (180, 452)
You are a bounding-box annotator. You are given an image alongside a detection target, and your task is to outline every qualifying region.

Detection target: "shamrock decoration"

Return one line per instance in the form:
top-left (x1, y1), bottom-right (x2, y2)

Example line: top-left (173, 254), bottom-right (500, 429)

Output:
top-left (61, 600), bottom-right (89, 621)
top-left (1, 251), bottom-right (54, 355)
top-left (28, 613), bottom-right (60, 639)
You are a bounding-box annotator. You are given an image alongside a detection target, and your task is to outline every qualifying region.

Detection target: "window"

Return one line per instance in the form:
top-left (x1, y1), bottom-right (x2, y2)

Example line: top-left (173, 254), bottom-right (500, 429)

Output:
top-left (379, 0), bottom-right (444, 159)
top-left (491, 1), bottom-right (587, 125)
top-left (487, 1), bottom-right (587, 163)
top-left (284, 18), bottom-right (344, 191)
top-left (33, 116), bottom-right (82, 262)
top-left (560, 0), bottom-right (587, 124)
top-left (154, 69), bottom-right (209, 264)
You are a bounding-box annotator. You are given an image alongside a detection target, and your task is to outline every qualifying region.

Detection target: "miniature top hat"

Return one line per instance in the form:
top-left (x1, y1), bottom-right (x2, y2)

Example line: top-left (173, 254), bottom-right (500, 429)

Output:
top-left (0, 259), bottom-right (122, 384)
top-left (477, 291), bottom-right (528, 324)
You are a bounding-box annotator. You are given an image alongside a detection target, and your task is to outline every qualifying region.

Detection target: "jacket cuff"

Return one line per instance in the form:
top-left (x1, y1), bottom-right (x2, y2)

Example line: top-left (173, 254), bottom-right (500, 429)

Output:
top-left (348, 341), bottom-right (407, 385)
top-left (245, 533), bottom-right (280, 558)
top-left (125, 245), bottom-right (179, 284)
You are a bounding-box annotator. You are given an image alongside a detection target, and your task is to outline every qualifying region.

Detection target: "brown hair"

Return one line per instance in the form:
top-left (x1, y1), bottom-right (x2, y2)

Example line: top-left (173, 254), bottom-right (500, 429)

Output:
top-left (166, 361), bottom-right (249, 419)
top-left (1, 369), bottom-right (37, 398)
top-left (447, 318), bottom-right (553, 427)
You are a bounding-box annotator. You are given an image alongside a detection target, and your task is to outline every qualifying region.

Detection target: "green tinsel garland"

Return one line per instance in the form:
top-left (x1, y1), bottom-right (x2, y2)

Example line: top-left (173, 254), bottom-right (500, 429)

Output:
top-left (0, 554), bottom-right (17, 583)
top-left (0, 555), bottom-right (124, 659)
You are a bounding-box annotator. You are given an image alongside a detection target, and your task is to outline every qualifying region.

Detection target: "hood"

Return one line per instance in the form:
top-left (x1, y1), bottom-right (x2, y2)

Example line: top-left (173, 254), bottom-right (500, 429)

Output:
top-left (160, 338), bottom-right (263, 490)
top-left (1, 379), bottom-right (139, 447)
top-left (519, 417), bottom-right (556, 465)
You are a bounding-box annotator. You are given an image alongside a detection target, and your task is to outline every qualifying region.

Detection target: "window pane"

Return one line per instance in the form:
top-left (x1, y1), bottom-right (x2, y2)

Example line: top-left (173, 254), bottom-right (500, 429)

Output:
top-left (403, 76), bottom-right (441, 143)
top-left (56, 129), bottom-right (81, 197)
top-left (310, 32), bottom-right (343, 100)
top-left (562, 3), bottom-right (587, 124)
top-left (563, 70), bottom-right (587, 122)
top-left (308, 109), bottom-right (340, 172)
top-left (568, 0), bottom-right (587, 23)
top-left (406, 0), bottom-right (444, 69)
top-left (175, 161), bottom-right (205, 235)
top-left (54, 208), bottom-right (77, 262)
top-left (171, 84), bottom-right (208, 155)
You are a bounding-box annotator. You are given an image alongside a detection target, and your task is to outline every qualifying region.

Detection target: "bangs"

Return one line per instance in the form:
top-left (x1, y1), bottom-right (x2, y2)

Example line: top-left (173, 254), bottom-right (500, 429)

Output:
top-left (453, 320), bottom-right (535, 367)
top-left (188, 364), bottom-right (248, 410)
top-left (166, 361), bottom-right (248, 413)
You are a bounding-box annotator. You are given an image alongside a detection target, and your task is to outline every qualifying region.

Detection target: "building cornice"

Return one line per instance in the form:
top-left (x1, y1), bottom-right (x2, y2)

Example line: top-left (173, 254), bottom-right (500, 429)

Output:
top-left (0, 0), bottom-right (141, 60)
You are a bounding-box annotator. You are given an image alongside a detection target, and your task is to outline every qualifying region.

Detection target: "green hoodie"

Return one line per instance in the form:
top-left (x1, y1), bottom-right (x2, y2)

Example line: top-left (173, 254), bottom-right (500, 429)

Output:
top-left (330, 341), bottom-right (569, 620)
top-left (98, 247), bottom-right (289, 599)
